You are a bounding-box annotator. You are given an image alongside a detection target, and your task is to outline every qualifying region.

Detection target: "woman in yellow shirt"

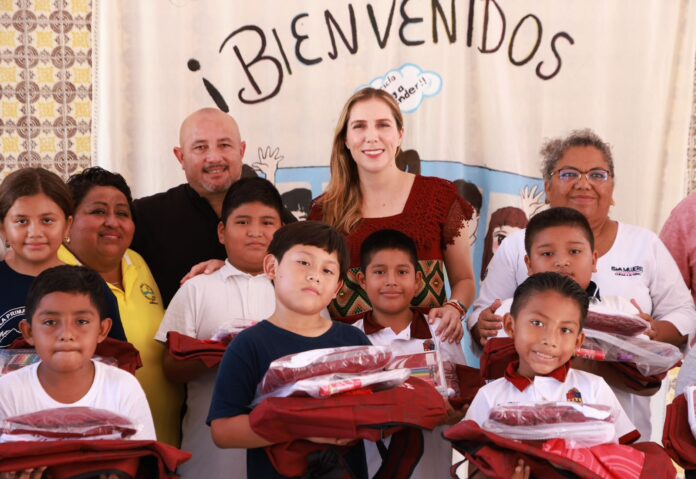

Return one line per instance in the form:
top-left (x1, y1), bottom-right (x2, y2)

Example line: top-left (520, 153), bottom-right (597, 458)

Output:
top-left (59, 166), bottom-right (183, 446)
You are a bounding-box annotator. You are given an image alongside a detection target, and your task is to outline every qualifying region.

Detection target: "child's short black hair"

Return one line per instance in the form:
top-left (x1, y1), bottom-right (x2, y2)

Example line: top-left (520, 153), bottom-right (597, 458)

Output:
top-left (267, 221), bottom-right (349, 279)
top-left (524, 207), bottom-right (595, 255)
top-left (360, 229), bottom-right (418, 272)
top-left (221, 177), bottom-right (284, 225)
top-left (510, 272), bottom-right (589, 328)
top-left (25, 265), bottom-right (110, 323)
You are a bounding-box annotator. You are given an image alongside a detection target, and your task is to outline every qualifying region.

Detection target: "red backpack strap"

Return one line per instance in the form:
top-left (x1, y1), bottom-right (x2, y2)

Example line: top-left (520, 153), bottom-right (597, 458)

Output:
top-left (373, 429), bottom-right (424, 479)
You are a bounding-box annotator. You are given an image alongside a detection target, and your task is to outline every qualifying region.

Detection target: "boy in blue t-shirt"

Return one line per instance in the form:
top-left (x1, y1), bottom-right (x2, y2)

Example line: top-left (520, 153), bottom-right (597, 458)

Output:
top-left (207, 221), bottom-right (370, 479)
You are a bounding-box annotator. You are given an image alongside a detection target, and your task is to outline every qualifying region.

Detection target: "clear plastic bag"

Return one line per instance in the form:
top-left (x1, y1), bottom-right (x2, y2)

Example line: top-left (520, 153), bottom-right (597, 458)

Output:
top-left (386, 350), bottom-right (449, 396)
top-left (252, 368), bottom-right (411, 404)
top-left (0, 350), bottom-right (117, 376)
top-left (685, 385), bottom-right (696, 440)
top-left (0, 407), bottom-right (140, 442)
top-left (586, 296), bottom-right (649, 336)
top-left (259, 345), bottom-right (392, 396)
top-left (209, 318), bottom-right (259, 343)
top-left (482, 402), bottom-right (617, 448)
top-left (0, 350), bottom-right (40, 375)
top-left (582, 329), bottom-right (682, 376)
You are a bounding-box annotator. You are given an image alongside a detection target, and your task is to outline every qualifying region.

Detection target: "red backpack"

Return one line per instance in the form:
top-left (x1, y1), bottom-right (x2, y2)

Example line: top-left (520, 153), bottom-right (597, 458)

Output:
top-left (0, 440), bottom-right (191, 478)
top-left (662, 393), bottom-right (696, 470)
top-left (249, 377), bottom-right (447, 478)
top-left (445, 420), bottom-right (675, 479)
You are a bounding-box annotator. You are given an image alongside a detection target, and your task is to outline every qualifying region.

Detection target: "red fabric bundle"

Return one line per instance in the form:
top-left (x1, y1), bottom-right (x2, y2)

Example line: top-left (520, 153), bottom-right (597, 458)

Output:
top-left (259, 345), bottom-right (392, 396)
top-left (10, 337), bottom-right (142, 375)
top-left (166, 331), bottom-right (227, 368)
top-left (0, 439), bottom-right (191, 478)
top-left (480, 338), bottom-right (516, 380)
top-left (444, 363), bottom-right (485, 409)
top-left (480, 337), bottom-right (666, 394)
top-left (489, 403), bottom-right (613, 427)
top-left (0, 407), bottom-right (137, 440)
top-left (585, 311), bottom-right (649, 337)
top-left (662, 393), bottom-right (696, 470)
top-left (249, 377), bottom-right (447, 477)
top-left (445, 420), bottom-right (675, 479)
top-left (609, 362), bottom-right (666, 393)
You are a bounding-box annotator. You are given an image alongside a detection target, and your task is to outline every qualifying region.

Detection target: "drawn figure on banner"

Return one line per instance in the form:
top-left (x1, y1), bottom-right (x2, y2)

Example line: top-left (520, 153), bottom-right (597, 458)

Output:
top-left (520, 184), bottom-right (547, 219)
top-left (396, 149), bottom-right (421, 174)
top-left (250, 146), bottom-right (283, 184)
top-left (454, 180), bottom-right (483, 246)
top-left (368, 64), bottom-right (442, 113)
top-left (480, 206), bottom-right (528, 281)
top-left (281, 188), bottom-right (312, 221)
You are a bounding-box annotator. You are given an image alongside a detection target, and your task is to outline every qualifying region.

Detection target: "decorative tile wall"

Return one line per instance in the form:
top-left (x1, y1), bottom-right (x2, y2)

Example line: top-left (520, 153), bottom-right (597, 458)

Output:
top-left (0, 0), bottom-right (91, 180)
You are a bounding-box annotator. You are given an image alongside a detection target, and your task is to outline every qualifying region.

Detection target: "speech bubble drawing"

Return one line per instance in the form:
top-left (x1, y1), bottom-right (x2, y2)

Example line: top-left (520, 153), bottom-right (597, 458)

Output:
top-left (367, 64), bottom-right (443, 113)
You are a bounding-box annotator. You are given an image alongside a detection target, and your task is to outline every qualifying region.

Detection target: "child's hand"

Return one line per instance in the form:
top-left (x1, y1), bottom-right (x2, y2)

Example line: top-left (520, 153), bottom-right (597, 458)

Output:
top-left (510, 459), bottom-right (530, 479)
top-left (0, 468), bottom-right (46, 479)
top-left (442, 401), bottom-right (468, 425)
top-left (306, 437), bottom-right (355, 446)
top-left (429, 306), bottom-right (464, 343)
top-left (180, 259), bottom-right (225, 284)
top-left (475, 299), bottom-right (504, 346)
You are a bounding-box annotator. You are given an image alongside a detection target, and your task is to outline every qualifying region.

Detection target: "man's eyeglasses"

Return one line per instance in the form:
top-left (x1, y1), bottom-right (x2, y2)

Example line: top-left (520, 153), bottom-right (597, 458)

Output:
top-left (550, 168), bottom-right (611, 184)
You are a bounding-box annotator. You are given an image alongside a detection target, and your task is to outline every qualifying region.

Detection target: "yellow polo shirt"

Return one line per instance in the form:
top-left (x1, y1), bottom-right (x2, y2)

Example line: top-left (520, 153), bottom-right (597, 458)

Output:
top-left (58, 245), bottom-right (184, 446)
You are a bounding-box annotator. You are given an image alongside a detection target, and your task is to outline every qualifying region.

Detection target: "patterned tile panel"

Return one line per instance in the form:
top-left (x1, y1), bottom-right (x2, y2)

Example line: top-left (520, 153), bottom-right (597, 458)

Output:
top-left (0, 0), bottom-right (92, 180)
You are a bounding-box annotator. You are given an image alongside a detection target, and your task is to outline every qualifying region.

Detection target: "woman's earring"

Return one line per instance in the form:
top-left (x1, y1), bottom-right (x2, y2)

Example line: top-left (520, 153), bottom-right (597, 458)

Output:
top-left (64, 236), bottom-right (71, 244)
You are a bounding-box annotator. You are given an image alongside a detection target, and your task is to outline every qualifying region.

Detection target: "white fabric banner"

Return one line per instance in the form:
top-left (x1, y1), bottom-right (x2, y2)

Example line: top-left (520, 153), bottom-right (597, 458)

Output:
top-left (94, 0), bottom-right (696, 276)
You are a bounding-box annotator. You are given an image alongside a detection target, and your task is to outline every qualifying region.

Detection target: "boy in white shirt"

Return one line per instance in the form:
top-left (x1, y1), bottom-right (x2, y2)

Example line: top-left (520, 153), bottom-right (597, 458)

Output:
top-left (465, 272), bottom-right (637, 475)
top-left (348, 229), bottom-right (467, 479)
top-left (0, 265), bottom-right (155, 440)
top-left (155, 177), bottom-right (283, 479)
top-left (474, 207), bottom-right (656, 438)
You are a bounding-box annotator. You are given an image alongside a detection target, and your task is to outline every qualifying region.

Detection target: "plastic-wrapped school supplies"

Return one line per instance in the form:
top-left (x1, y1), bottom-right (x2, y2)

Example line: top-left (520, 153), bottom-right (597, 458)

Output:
top-left (209, 318), bottom-right (259, 343)
top-left (585, 296), bottom-right (649, 336)
top-left (581, 329), bottom-right (682, 376)
top-left (0, 407), bottom-right (139, 442)
top-left (258, 345), bottom-right (393, 396)
top-left (482, 402), bottom-right (617, 448)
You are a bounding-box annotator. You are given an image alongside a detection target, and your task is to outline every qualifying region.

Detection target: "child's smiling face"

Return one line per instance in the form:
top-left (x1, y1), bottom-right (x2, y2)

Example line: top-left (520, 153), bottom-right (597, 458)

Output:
top-left (504, 290), bottom-right (585, 378)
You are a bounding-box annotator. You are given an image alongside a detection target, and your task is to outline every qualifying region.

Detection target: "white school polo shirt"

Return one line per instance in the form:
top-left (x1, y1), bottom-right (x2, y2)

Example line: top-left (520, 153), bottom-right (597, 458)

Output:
top-left (155, 260), bottom-right (276, 479)
top-left (465, 362), bottom-right (637, 443)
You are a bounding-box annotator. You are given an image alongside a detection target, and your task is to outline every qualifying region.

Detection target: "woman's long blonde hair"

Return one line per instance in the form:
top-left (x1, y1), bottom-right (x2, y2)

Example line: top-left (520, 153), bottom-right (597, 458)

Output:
top-left (319, 88), bottom-right (404, 233)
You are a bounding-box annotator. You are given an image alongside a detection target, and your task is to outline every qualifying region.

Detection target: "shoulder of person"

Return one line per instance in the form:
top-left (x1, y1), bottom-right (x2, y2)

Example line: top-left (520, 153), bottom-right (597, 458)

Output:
top-left (415, 175), bottom-right (457, 193)
top-left (330, 321), bottom-right (370, 343)
top-left (96, 359), bottom-right (141, 386)
top-left (132, 184), bottom-right (189, 211)
top-left (616, 222), bottom-right (659, 242)
top-left (566, 366), bottom-right (607, 386)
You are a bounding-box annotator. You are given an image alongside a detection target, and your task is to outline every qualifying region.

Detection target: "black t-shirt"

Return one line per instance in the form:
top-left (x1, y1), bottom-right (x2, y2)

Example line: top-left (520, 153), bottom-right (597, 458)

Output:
top-left (207, 320), bottom-right (371, 479)
top-left (131, 184), bottom-right (225, 308)
top-left (132, 183), bottom-right (296, 307)
top-left (0, 261), bottom-right (126, 347)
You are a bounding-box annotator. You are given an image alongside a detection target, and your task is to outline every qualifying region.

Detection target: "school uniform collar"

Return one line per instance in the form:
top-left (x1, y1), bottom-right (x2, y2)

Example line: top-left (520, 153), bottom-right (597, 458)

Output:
top-left (586, 281), bottom-right (601, 302)
top-left (504, 360), bottom-right (571, 392)
top-left (361, 309), bottom-right (432, 339)
top-left (220, 260), bottom-right (268, 280)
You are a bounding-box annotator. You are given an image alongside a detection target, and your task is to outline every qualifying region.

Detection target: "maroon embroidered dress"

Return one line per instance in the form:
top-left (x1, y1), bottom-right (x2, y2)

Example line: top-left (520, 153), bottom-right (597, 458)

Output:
top-left (309, 175), bottom-right (473, 318)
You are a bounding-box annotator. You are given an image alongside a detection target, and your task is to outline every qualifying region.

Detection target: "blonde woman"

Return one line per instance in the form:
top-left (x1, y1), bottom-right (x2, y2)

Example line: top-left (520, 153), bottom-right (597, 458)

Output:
top-left (309, 88), bottom-right (475, 341)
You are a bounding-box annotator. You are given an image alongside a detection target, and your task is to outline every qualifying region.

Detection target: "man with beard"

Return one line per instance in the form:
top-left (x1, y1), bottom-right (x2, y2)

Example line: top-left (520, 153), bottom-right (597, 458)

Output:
top-left (132, 108), bottom-right (275, 307)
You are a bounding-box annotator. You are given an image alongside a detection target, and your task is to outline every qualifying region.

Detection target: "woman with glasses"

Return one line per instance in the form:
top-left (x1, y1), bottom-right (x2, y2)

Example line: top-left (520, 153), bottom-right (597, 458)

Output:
top-left (468, 128), bottom-right (696, 439)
